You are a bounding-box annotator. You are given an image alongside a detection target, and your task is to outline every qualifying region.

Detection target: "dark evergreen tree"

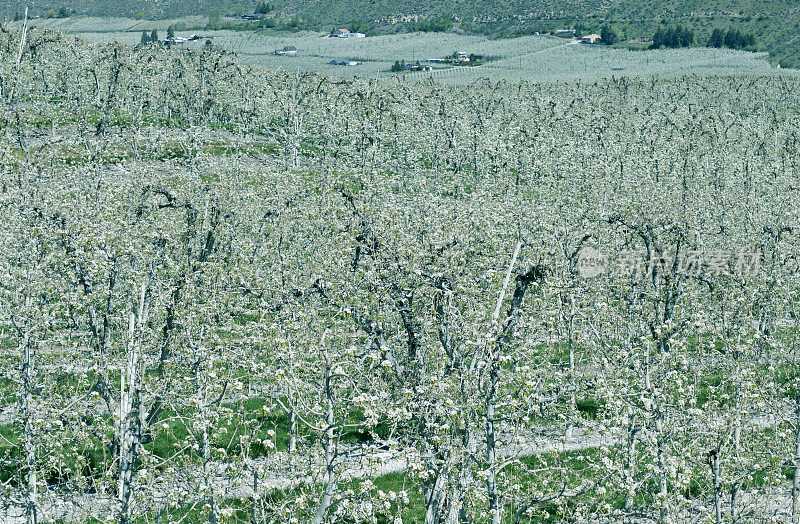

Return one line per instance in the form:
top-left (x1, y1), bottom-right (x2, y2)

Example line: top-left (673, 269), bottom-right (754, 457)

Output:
top-left (652, 27), bottom-right (665, 48)
top-left (724, 29), bottom-right (757, 50)
top-left (724, 29), bottom-right (741, 49)
top-left (664, 26), bottom-right (678, 48)
top-left (679, 26), bottom-right (694, 47)
top-left (349, 19), bottom-right (368, 33)
top-left (708, 28), bottom-right (724, 48)
top-left (600, 24), bottom-right (619, 45)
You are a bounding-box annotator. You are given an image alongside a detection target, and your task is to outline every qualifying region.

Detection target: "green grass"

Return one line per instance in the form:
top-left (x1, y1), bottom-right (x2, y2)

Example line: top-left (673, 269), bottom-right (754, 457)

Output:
top-left (0, 418), bottom-right (113, 488)
top-left (147, 395), bottom-right (392, 463)
top-left (205, 141), bottom-right (280, 157)
top-left (0, 424), bottom-right (20, 453)
top-left (695, 369), bottom-right (735, 408)
top-left (575, 397), bottom-right (604, 420)
top-left (125, 472), bottom-right (420, 523)
top-left (611, 42), bottom-right (650, 51)
top-left (126, 497), bottom-right (254, 523)
top-left (117, 460), bottom-right (611, 524)
top-left (684, 332), bottom-right (728, 355)
top-left (775, 364), bottom-right (799, 399)
top-left (345, 472), bottom-right (427, 523)
top-left (0, 375), bottom-right (17, 403)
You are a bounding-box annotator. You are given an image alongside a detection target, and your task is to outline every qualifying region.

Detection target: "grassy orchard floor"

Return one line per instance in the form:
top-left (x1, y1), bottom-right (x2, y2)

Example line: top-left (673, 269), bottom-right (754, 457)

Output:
top-left (2, 370), bottom-right (794, 523)
top-left (46, 450), bottom-right (607, 523)
top-left (53, 447), bottom-right (796, 523)
top-left (2, 306), bottom-right (797, 519)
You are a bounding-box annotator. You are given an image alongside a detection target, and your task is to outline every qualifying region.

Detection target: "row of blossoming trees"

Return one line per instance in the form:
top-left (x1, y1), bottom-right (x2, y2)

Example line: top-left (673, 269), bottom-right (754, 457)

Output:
top-left (0, 26), bottom-right (798, 523)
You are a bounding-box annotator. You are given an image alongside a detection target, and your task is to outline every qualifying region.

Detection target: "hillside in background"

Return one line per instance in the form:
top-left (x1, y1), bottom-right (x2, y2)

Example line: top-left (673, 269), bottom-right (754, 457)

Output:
top-left (4, 1), bottom-right (800, 65)
top-left (2, 0), bottom-right (247, 19)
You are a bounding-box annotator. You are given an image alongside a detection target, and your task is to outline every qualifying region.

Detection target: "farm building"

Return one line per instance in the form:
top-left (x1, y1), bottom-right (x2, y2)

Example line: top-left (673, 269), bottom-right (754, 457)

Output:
top-left (333, 28), bottom-right (366, 38)
top-left (329, 59), bottom-right (360, 66)
top-left (275, 46), bottom-right (297, 56)
top-left (163, 37), bottom-right (189, 45)
top-left (404, 63), bottom-right (432, 71)
top-left (581, 34), bottom-right (602, 44)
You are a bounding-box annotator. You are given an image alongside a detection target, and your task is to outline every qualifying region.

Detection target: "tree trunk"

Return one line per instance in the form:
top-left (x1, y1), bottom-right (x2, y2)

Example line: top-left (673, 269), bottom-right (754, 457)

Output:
top-left (251, 466), bottom-right (259, 524)
top-left (424, 468), bottom-right (447, 524)
top-left (312, 360), bottom-right (338, 524)
top-left (792, 391), bottom-right (800, 524)
top-left (567, 294), bottom-right (576, 438)
top-left (119, 282), bottom-right (149, 524)
top-left (731, 385), bottom-right (742, 520)
top-left (444, 479), bottom-right (464, 524)
top-left (198, 358), bottom-right (219, 524)
top-left (655, 410), bottom-right (668, 523)
top-left (710, 449), bottom-right (722, 524)
top-left (118, 311), bottom-right (139, 524)
top-left (289, 409), bottom-right (297, 454)
top-left (486, 359), bottom-right (501, 524)
top-left (623, 408), bottom-right (638, 513)
top-left (21, 313), bottom-right (37, 524)
top-left (16, 8), bottom-right (28, 67)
